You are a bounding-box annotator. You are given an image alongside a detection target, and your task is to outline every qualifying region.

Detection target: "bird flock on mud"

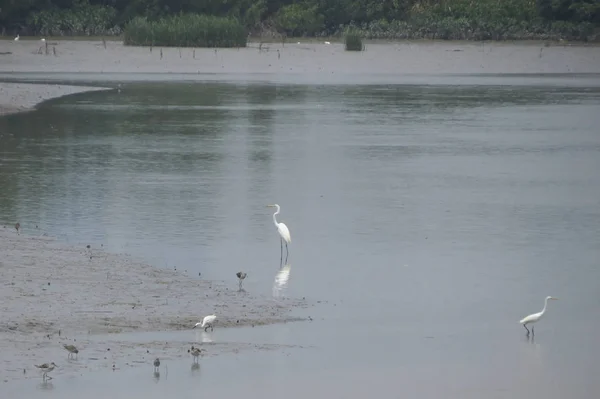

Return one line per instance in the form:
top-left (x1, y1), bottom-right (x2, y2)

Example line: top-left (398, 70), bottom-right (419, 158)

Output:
top-left (19, 203), bottom-right (293, 382)
top-left (14, 202), bottom-right (559, 382)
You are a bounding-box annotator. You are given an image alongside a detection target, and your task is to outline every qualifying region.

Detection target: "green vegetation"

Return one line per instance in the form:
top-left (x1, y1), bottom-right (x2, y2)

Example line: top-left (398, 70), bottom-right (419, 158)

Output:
top-left (123, 14), bottom-right (247, 47)
top-left (344, 28), bottom-right (364, 51)
top-left (1, 0), bottom-right (599, 42)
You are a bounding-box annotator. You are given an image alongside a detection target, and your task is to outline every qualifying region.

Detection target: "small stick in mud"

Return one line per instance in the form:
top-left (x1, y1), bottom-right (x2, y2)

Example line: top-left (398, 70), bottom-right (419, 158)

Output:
top-left (15, 222), bottom-right (20, 235)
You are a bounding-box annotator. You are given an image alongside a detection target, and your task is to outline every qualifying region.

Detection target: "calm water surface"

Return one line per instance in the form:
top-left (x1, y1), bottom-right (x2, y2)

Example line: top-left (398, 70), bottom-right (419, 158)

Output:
top-left (1, 76), bottom-right (600, 398)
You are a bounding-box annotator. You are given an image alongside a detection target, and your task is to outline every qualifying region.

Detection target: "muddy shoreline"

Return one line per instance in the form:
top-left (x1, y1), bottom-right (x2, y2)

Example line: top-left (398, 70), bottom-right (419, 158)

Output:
top-left (2, 39), bottom-right (600, 116)
top-left (0, 228), bottom-right (311, 382)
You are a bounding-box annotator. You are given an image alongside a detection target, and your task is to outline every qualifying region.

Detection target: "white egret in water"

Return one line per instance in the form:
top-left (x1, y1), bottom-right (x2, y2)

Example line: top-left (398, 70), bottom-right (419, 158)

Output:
top-left (519, 296), bottom-right (558, 336)
top-left (193, 314), bottom-right (216, 332)
top-left (267, 204), bottom-right (291, 264)
top-left (14, 34), bottom-right (19, 41)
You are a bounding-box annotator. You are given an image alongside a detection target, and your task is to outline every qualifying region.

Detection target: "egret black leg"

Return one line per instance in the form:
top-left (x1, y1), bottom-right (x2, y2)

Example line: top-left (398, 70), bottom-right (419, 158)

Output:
top-left (532, 326), bottom-right (534, 336)
top-left (523, 324), bottom-right (530, 335)
top-left (280, 238), bottom-right (283, 265)
top-left (285, 242), bottom-right (289, 263)
top-left (211, 325), bottom-right (214, 332)
top-left (204, 326), bottom-right (208, 332)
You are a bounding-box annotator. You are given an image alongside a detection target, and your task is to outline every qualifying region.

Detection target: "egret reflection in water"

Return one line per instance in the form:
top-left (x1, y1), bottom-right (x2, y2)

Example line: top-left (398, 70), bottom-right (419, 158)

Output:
top-left (195, 331), bottom-right (213, 343)
top-left (272, 263), bottom-right (291, 298)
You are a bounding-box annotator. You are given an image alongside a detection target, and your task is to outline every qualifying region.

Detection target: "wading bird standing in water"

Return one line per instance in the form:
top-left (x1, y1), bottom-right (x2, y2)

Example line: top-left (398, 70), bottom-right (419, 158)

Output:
top-left (63, 344), bottom-right (79, 359)
top-left (519, 296), bottom-right (558, 336)
top-left (15, 222), bottom-right (20, 234)
top-left (267, 204), bottom-right (291, 265)
top-left (236, 271), bottom-right (247, 291)
top-left (153, 358), bottom-right (160, 372)
top-left (193, 314), bottom-right (216, 332)
top-left (188, 346), bottom-right (202, 363)
top-left (35, 362), bottom-right (57, 380)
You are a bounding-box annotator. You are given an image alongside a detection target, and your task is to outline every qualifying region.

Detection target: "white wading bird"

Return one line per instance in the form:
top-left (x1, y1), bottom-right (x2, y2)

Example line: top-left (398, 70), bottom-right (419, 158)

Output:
top-left (519, 296), bottom-right (558, 336)
top-left (193, 314), bottom-right (216, 332)
top-left (267, 204), bottom-right (291, 264)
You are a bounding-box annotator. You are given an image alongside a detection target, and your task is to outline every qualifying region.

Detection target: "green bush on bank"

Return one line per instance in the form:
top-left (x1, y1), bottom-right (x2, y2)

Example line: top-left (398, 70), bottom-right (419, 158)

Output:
top-left (344, 28), bottom-right (364, 51)
top-left (27, 3), bottom-right (120, 36)
top-left (338, 18), bottom-right (597, 42)
top-left (123, 14), bottom-right (247, 48)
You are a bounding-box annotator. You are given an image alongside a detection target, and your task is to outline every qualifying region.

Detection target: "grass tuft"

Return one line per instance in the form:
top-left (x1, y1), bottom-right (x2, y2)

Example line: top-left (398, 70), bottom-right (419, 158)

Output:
top-left (124, 14), bottom-right (247, 48)
top-left (344, 28), bottom-right (364, 51)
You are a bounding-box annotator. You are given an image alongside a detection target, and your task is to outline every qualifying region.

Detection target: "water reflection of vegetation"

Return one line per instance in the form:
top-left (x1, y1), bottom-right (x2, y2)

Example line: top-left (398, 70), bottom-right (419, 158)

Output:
top-left (1, 82), bottom-right (599, 221)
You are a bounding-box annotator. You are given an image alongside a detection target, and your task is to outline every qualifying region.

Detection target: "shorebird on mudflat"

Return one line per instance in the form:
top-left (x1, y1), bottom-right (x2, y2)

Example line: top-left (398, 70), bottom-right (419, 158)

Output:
top-left (236, 271), bottom-right (247, 290)
top-left (35, 362), bottom-right (57, 380)
top-left (188, 346), bottom-right (203, 363)
top-left (153, 358), bottom-right (160, 372)
top-left (63, 344), bottom-right (79, 359)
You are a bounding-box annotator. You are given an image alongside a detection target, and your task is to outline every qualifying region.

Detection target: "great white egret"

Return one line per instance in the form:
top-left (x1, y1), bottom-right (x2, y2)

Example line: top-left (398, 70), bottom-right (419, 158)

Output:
top-left (63, 344), bottom-right (79, 359)
top-left (236, 271), bottom-right (247, 290)
top-left (14, 34), bottom-right (19, 41)
top-left (519, 296), bottom-right (558, 336)
top-left (193, 314), bottom-right (216, 332)
top-left (267, 204), bottom-right (291, 264)
top-left (35, 362), bottom-right (57, 380)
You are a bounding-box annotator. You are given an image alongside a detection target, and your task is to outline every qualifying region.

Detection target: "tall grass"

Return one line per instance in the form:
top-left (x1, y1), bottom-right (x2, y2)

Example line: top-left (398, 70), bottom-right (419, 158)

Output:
top-left (344, 28), bottom-right (363, 51)
top-left (124, 14), bottom-right (247, 48)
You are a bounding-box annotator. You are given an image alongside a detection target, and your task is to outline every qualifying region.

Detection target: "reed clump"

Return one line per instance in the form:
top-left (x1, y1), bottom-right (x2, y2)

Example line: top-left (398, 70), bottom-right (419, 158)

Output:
top-left (344, 28), bottom-right (363, 51)
top-left (124, 14), bottom-right (247, 48)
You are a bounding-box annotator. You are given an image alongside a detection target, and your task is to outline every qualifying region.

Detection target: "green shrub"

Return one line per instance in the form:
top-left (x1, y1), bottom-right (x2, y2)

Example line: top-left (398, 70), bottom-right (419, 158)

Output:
top-left (27, 2), bottom-right (119, 36)
top-left (123, 14), bottom-right (247, 48)
top-left (273, 3), bottom-right (325, 37)
top-left (344, 28), bottom-right (363, 51)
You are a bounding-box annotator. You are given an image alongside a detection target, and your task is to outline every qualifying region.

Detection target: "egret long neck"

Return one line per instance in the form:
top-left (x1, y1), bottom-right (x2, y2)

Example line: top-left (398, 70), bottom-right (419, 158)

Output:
top-left (541, 297), bottom-right (550, 314)
top-left (272, 206), bottom-right (280, 227)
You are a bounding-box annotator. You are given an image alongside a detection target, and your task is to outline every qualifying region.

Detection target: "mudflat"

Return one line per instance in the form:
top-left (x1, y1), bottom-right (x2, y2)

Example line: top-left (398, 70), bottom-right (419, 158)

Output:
top-left (0, 227), bottom-right (309, 382)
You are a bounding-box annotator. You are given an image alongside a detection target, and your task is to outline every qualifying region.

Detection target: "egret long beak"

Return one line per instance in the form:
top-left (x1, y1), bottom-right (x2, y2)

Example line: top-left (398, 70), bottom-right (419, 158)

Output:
top-left (266, 205), bottom-right (274, 208)
top-left (551, 297), bottom-right (559, 300)
top-left (192, 325), bottom-right (196, 329)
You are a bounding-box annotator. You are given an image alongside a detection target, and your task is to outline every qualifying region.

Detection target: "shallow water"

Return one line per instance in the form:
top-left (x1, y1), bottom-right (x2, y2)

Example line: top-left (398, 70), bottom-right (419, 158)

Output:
top-left (1, 76), bottom-right (600, 398)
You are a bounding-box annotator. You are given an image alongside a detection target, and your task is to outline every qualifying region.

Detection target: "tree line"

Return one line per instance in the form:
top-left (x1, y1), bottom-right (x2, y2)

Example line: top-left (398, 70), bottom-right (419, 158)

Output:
top-left (1, 0), bottom-right (599, 40)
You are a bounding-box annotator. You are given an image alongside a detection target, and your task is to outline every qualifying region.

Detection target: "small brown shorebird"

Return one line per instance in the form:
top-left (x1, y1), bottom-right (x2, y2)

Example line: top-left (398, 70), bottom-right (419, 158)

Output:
top-left (35, 362), bottom-right (57, 380)
top-left (153, 358), bottom-right (160, 372)
top-left (236, 271), bottom-right (247, 290)
top-left (63, 344), bottom-right (79, 359)
top-left (15, 222), bottom-right (20, 235)
top-left (188, 346), bottom-right (202, 363)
